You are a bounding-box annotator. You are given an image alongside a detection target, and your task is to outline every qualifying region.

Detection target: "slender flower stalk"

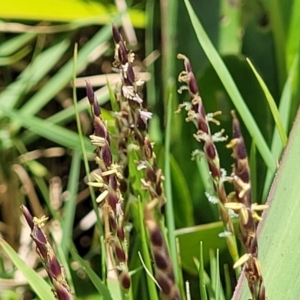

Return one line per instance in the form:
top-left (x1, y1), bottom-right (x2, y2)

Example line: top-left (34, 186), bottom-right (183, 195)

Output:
top-left (226, 111), bottom-right (267, 299)
top-left (177, 54), bottom-right (239, 263)
top-left (85, 81), bottom-right (130, 290)
top-left (20, 205), bottom-right (73, 300)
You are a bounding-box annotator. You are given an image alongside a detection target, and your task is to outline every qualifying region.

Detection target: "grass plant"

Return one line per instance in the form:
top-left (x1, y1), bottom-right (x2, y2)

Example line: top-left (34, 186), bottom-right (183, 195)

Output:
top-left (0, 1), bottom-right (300, 299)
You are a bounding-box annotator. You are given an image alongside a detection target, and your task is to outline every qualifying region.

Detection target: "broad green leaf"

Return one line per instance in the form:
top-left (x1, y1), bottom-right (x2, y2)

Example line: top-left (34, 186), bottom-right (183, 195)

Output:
top-left (0, 0), bottom-right (145, 28)
top-left (175, 221), bottom-right (235, 275)
top-left (0, 239), bottom-right (55, 299)
top-left (233, 108), bottom-right (300, 299)
top-left (183, 0), bottom-right (275, 174)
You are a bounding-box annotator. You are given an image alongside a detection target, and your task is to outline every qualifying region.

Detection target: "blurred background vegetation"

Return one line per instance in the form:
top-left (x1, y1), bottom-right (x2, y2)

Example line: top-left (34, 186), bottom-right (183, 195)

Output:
top-left (0, 0), bottom-right (300, 299)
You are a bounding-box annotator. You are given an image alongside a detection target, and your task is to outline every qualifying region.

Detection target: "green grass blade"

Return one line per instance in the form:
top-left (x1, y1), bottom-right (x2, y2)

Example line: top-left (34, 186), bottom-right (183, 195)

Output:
top-left (19, 24), bottom-right (113, 117)
top-left (0, 38), bottom-right (70, 110)
top-left (262, 55), bottom-right (298, 200)
top-left (0, 30), bottom-right (36, 56)
top-left (286, 0), bottom-right (300, 69)
top-left (61, 150), bottom-right (81, 256)
top-left (2, 106), bottom-right (93, 151)
top-left (233, 108), bottom-right (300, 299)
top-left (164, 85), bottom-right (179, 283)
top-left (0, 46), bottom-right (31, 66)
top-left (246, 58), bottom-right (287, 146)
top-left (183, 0), bottom-right (275, 173)
top-left (0, 239), bottom-right (54, 299)
top-left (199, 241), bottom-right (208, 300)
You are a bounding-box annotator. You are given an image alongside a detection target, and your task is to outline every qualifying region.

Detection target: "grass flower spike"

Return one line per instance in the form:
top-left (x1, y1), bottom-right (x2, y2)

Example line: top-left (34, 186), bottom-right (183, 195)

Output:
top-left (177, 54), bottom-right (239, 263)
top-left (20, 205), bottom-right (73, 300)
top-left (227, 111), bottom-right (266, 299)
top-left (86, 80), bottom-right (130, 290)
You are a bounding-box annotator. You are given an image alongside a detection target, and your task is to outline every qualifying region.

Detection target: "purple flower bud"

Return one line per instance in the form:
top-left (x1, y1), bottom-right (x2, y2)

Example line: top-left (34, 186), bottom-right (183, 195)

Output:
top-left (85, 80), bottom-right (95, 104)
top-left (107, 191), bottom-right (118, 211)
top-left (53, 280), bottom-right (73, 300)
top-left (101, 143), bottom-right (112, 166)
top-left (112, 24), bottom-right (121, 43)
top-left (205, 142), bottom-right (216, 160)
top-left (109, 174), bottom-right (118, 191)
top-left (120, 271), bottom-right (131, 290)
top-left (156, 272), bottom-right (172, 295)
top-left (93, 98), bottom-right (101, 117)
top-left (126, 64), bottom-right (135, 85)
top-left (154, 250), bottom-right (168, 270)
top-left (115, 243), bottom-right (126, 262)
top-left (118, 41), bottom-right (128, 65)
top-left (48, 253), bottom-right (62, 279)
top-left (146, 167), bottom-right (156, 182)
top-left (150, 228), bottom-right (163, 247)
top-left (20, 205), bottom-right (34, 229)
top-left (188, 72), bottom-right (199, 96)
top-left (117, 225), bottom-right (125, 241)
top-left (94, 118), bottom-right (107, 139)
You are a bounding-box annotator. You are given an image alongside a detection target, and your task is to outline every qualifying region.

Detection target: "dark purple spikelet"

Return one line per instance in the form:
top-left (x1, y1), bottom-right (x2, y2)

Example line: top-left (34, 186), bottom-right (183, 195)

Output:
top-left (48, 253), bottom-right (63, 279)
top-left (85, 80), bottom-right (95, 104)
top-left (112, 24), bottom-right (122, 43)
top-left (120, 271), bottom-right (131, 290)
top-left (154, 250), bottom-right (168, 270)
top-left (101, 143), bottom-right (113, 166)
top-left (115, 243), bottom-right (126, 262)
top-left (20, 205), bottom-right (34, 229)
top-left (93, 98), bottom-right (101, 117)
top-left (117, 225), bottom-right (125, 241)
